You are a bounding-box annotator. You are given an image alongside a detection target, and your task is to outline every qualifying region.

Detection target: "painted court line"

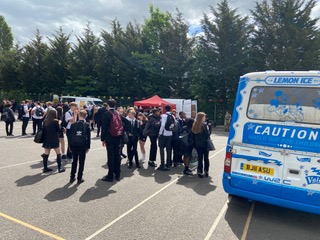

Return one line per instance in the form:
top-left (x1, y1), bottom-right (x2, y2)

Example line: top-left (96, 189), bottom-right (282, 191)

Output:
top-left (0, 147), bottom-right (104, 170)
top-left (0, 212), bottom-right (65, 240)
top-left (204, 195), bottom-right (232, 240)
top-left (85, 177), bottom-right (179, 240)
top-left (241, 201), bottom-right (256, 240)
top-left (85, 148), bottom-right (225, 240)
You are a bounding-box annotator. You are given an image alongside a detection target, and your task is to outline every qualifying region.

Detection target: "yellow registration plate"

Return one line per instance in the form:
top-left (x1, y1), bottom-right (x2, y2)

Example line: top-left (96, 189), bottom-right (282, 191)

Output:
top-left (241, 163), bottom-right (274, 176)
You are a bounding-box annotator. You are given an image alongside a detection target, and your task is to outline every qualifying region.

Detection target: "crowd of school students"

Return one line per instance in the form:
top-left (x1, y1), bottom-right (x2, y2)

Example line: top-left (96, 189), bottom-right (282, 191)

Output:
top-left (1, 98), bottom-right (213, 183)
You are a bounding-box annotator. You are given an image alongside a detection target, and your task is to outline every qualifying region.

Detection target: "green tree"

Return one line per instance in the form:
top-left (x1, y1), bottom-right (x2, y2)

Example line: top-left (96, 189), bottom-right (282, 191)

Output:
top-left (0, 44), bottom-right (23, 91)
top-left (158, 9), bottom-right (195, 98)
top-left (19, 29), bottom-right (49, 94)
top-left (0, 16), bottom-right (14, 52)
top-left (192, 0), bottom-right (251, 115)
top-left (47, 27), bottom-right (72, 94)
top-left (251, 0), bottom-right (320, 70)
top-left (138, 6), bottom-right (173, 97)
top-left (69, 23), bottom-right (100, 95)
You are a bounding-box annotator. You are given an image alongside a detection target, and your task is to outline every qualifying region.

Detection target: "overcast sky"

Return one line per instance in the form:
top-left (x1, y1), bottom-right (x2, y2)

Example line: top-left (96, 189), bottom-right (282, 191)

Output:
top-left (0, 0), bottom-right (319, 46)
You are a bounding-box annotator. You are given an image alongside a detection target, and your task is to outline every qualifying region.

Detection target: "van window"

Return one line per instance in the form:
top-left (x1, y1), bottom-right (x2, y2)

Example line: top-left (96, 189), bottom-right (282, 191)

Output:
top-left (61, 97), bottom-right (76, 103)
top-left (93, 101), bottom-right (102, 106)
top-left (247, 87), bottom-right (320, 124)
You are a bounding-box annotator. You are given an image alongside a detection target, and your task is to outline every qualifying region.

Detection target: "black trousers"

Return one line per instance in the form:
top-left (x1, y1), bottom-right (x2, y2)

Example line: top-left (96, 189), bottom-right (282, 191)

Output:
top-left (195, 146), bottom-right (209, 174)
top-left (5, 121), bottom-right (13, 135)
top-left (158, 135), bottom-right (172, 165)
top-left (106, 138), bottom-right (121, 179)
top-left (32, 118), bottom-right (43, 134)
top-left (22, 117), bottom-right (29, 134)
top-left (97, 122), bottom-right (102, 136)
top-left (171, 139), bottom-right (180, 164)
top-left (66, 129), bottom-right (73, 158)
top-left (149, 136), bottom-right (158, 161)
top-left (127, 136), bottom-right (138, 164)
top-left (70, 146), bottom-right (86, 181)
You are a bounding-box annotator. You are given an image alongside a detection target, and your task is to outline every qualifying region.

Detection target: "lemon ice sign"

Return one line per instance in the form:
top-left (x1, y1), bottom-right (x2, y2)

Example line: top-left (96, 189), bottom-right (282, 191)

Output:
top-left (265, 76), bottom-right (320, 85)
top-left (243, 123), bottom-right (320, 153)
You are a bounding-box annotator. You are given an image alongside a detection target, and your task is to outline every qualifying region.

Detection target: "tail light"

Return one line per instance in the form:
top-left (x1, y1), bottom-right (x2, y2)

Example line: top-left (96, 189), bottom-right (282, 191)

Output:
top-left (224, 152), bottom-right (232, 173)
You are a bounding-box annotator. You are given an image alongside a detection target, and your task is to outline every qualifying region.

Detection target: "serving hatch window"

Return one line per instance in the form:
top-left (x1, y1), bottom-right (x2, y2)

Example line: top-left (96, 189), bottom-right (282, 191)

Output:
top-left (247, 87), bottom-right (320, 124)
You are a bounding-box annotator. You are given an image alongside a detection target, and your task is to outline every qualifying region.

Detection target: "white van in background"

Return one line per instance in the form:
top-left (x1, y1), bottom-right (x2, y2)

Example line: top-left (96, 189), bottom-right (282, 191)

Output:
top-left (163, 98), bottom-right (197, 118)
top-left (223, 71), bottom-right (320, 215)
top-left (60, 96), bottom-right (103, 108)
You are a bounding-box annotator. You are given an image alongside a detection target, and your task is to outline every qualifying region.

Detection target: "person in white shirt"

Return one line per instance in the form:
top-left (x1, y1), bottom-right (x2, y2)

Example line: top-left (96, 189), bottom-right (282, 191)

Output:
top-left (65, 102), bottom-right (78, 159)
top-left (31, 101), bottom-right (45, 135)
top-left (21, 100), bottom-right (31, 136)
top-left (158, 105), bottom-right (174, 171)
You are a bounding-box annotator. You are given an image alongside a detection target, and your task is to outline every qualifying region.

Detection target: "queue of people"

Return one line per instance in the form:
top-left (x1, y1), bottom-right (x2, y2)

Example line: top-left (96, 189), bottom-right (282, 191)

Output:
top-left (1, 98), bottom-right (215, 184)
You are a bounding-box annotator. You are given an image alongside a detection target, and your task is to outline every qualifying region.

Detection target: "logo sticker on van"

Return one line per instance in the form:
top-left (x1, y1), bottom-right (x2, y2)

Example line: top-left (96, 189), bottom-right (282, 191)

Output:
top-left (259, 151), bottom-right (272, 157)
top-left (296, 157), bottom-right (311, 163)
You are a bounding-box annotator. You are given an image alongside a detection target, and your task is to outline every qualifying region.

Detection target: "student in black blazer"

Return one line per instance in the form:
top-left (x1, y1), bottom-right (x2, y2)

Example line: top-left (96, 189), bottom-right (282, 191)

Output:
top-left (101, 99), bottom-right (128, 182)
top-left (126, 109), bottom-right (140, 169)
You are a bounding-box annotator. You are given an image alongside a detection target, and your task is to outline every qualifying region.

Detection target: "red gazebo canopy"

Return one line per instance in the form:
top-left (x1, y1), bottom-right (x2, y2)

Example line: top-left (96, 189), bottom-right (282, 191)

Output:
top-left (134, 95), bottom-right (176, 112)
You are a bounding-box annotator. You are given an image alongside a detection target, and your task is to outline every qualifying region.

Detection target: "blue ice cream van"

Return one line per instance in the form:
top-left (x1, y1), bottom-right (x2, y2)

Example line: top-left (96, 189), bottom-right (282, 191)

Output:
top-left (223, 71), bottom-right (320, 214)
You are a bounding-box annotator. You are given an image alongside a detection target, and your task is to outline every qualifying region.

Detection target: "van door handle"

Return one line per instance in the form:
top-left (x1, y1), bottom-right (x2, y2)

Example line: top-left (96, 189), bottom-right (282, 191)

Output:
top-left (289, 169), bottom-right (299, 175)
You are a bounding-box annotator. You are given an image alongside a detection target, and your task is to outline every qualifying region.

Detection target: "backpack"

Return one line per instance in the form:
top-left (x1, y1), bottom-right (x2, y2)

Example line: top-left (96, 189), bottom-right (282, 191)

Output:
top-left (109, 110), bottom-right (124, 137)
top-left (172, 120), bottom-right (179, 134)
top-left (61, 110), bottom-right (72, 128)
top-left (70, 121), bottom-right (87, 147)
top-left (18, 105), bottom-right (25, 120)
top-left (2, 111), bottom-right (8, 122)
top-left (35, 107), bottom-right (44, 117)
top-left (165, 114), bottom-right (175, 131)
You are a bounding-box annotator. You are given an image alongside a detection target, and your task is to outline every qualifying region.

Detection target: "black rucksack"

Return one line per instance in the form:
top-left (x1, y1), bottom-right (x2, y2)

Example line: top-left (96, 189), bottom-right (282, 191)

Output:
top-left (18, 105), bottom-right (25, 120)
top-left (61, 110), bottom-right (72, 128)
top-left (35, 107), bottom-right (44, 117)
top-left (165, 114), bottom-right (175, 131)
top-left (70, 121), bottom-right (87, 147)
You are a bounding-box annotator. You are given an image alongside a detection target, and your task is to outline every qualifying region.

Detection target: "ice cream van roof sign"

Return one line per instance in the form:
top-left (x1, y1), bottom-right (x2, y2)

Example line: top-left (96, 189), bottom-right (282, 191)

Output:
top-left (265, 76), bottom-right (320, 85)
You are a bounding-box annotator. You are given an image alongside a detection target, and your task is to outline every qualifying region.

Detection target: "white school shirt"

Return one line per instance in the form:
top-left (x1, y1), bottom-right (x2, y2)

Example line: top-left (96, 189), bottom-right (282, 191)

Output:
top-left (32, 106), bottom-right (45, 119)
top-left (159, 112), bottom-right (173, 136)
top-left (65, 110), bottom-right (74, 129)
top-left (23, 105), bottom-right (30, 118)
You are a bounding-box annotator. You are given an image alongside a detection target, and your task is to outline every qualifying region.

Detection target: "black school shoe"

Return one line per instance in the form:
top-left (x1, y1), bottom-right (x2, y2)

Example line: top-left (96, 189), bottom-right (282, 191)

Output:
top-left (77, 179), bottom-right (84, 184)
top-left (148, 161), bottom-right (157, 167)
top-left (101, 176), bottom-right (113, 182)
top-left (43, 168), bottom-right (53, 173)
top-left (69, 178), bottom-right (76, 184)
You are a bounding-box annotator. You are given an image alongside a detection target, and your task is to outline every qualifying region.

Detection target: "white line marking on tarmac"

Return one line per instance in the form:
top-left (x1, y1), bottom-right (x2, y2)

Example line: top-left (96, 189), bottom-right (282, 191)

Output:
top-left (0, 147), bottom-right (105, 170)
top-left (204, 195), bottom-right (232, 240)
top-left (85, 148), bottom-right (226, 240)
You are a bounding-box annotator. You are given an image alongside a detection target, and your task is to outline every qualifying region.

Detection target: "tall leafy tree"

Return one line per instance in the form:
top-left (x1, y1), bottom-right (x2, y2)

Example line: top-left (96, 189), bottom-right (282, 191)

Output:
top-left (138, 5), bottom-right (173, 97)
top-left (19, 29), bottom-right (49, 94)
top-left (192, 0), bottom-right (251, 112)
top-left (251, 0), bottom-right (320, 70)
top-left (158, 9), bottom-right (195, 98)
top-left (0, 16), bottom-right (14, 52)
top-left (47, 27), bottom-right (72, 94)
top-left (70, 23), bottom-right (100, 95)
top-left (0, 44), bottom-right (23, 91)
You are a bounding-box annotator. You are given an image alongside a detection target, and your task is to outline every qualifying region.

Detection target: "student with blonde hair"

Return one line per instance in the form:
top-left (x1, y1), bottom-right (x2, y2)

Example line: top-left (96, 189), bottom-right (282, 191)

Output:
top-left (192, 112), bottom-right (210, 178)
top-left (137, 112), bottom-right (148, 161)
